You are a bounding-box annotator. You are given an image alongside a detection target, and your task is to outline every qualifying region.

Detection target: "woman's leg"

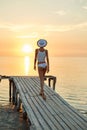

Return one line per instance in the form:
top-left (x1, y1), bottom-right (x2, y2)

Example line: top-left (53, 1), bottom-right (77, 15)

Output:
top-left (38, 67), bottom-right (44, 93)
top-left (38, 67), bottom-right (47, 99)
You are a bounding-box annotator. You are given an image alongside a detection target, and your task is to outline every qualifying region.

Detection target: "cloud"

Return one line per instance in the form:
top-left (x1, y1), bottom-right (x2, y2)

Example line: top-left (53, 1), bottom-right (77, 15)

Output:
top-left (16, 32), bottom-right (38, 39)
top-left (82, 6), bottom-right (87, 10)
top-left (53, 10), bottom-right (66, 16)
top-left (0, 22), bottom-right (87, 34)
top-left (44, 25), bottom-right (71, 32)
top-left (44, 22), bottom-right (87, 32)
top-left (16, 31), bottom-right (48, 39)
top-left (0, 23), bottom-right (34, 32)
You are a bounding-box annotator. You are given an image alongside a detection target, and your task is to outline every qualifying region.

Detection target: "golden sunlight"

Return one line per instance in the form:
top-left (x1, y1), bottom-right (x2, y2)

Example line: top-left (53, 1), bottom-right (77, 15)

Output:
top-left (24, 56), bottom-right (30, 75)
top-left (22, 44), bottom-right (33, 53)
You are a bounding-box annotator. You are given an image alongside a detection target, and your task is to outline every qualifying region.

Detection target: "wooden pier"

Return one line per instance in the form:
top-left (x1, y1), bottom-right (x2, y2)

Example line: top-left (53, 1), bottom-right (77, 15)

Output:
top-left (9, 76), bottom-right (87, 130)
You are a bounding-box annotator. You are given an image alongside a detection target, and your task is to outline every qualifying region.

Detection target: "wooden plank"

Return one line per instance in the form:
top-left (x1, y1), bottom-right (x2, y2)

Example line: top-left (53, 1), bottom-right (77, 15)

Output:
top-left (10, 76), bottom-right (87, 130)
top-left (31, 77), bottom-right (54, 97)
top-left (13, 81), bottom-right (42, 130)
top-left (26, 94), bottom-right (53, 130)
top-left (32, 77), bottom-right (87, 116)
top-left (36, 96), bottom-right (66, 130)
top-left (24, 77), bottom-right (75, 129)
top-left (13, 77), bottom-right (51, 129)
top-left (40, 96), bottom-right (77, 130)
top-left (29, 97), bottom-right (60, 130)
top-left (49, 95), bottom-right (87, 130)
top-left (28, 77), bottom-right (87, 129)
top-left (55, 93), bottom-right (87, 123)
top-left (19, 78), bottom-right (63, 129)
top-left (23, 78), bottom-right (39, 96)
top-left (30, 77), bottom-right (87, 129)
top-left (48, 99), bottom-right (82, 130)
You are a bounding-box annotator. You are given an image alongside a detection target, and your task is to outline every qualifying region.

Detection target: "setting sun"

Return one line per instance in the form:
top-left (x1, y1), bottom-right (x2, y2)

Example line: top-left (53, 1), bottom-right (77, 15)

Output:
top-left (22, 44), bottom-right (33, 53)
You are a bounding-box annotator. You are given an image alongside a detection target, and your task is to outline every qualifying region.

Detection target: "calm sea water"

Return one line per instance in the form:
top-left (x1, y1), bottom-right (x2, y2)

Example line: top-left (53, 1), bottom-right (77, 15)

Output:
top-left (0, 56), bottom-right (87, 129)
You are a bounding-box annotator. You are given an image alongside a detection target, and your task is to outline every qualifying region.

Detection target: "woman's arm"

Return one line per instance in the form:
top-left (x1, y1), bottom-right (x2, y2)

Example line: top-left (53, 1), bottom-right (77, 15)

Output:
top-left (46, 50), bottom-right (49, 73)
top-left (34, 49), bottom-right (38, 70)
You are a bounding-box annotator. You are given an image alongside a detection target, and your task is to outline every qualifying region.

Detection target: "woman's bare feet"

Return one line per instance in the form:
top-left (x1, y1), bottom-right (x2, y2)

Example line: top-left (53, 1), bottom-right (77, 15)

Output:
top-left (39, 90), bottom-right (43, 96)
top-left (39, 91), bottom-right (46, 100)
top-left (42, 92), bottom-right (46, 100)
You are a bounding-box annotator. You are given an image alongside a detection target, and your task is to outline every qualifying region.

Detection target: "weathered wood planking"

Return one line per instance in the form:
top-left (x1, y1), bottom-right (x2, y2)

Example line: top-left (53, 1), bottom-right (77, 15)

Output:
top-left (9, 76), bottom-right (87, 130)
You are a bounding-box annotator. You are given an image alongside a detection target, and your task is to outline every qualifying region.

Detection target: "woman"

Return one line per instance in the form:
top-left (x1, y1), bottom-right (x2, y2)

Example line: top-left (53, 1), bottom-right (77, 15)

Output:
top-left (34, 39), bottom-right (49, 100)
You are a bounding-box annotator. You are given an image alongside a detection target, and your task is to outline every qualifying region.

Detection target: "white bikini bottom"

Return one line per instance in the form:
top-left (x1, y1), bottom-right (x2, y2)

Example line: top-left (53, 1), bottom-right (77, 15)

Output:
top-left (38, 63), bottom-right (47, 68)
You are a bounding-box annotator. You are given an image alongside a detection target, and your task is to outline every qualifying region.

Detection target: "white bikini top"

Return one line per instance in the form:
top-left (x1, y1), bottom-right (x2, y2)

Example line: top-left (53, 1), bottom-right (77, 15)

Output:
top-left (37, 50), bottom-right (46, 62)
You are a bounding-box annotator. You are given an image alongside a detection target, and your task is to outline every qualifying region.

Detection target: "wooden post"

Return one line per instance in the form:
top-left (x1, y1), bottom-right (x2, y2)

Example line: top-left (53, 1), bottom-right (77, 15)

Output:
top-left (17, 95), bottom-right (22, 111)
top-left (15, 91), bottom-right (19, 106)
top-left (12, 82), bottom-right (16, 104)
top-left (9, 80), bottom-right (12, 102)
top-left (22, 105), bottom-right (27, 120)
top-left (53, 77), bottom-right (56, 90)
top-left (46, 76), bottom-right (56, 91)
top-left (48, 78), bottom-right (51, 87)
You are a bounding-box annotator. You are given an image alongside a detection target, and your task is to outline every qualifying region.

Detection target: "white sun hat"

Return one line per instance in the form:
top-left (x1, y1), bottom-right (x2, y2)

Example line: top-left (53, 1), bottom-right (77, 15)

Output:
top-left (37, 39), bottom-right (47, 47)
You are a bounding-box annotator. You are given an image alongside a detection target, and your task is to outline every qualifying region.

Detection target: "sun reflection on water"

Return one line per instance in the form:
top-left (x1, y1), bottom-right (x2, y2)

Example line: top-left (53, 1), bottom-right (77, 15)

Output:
top-left (24, 56), bottom-right (30, 75)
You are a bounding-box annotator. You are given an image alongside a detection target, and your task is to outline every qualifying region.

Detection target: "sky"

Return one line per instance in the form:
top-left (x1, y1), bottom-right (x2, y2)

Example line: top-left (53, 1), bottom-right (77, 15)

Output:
top-left (0, 0), bottom-right (87, 57)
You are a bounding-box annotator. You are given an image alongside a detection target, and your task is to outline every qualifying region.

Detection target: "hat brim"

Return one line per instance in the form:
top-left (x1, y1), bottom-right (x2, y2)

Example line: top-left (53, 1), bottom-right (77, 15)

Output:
top-left (37, 39), bottom-right (47, 47)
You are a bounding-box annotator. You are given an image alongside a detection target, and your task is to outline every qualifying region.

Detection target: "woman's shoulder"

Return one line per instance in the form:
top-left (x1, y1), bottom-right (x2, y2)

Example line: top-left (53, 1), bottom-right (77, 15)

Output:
top-left (35, 48), bottom-right (39, 52)
top-left (35, 49), bottom-right (39, 55)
